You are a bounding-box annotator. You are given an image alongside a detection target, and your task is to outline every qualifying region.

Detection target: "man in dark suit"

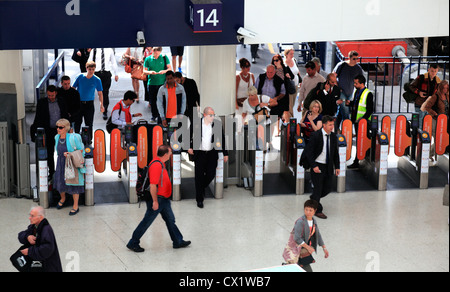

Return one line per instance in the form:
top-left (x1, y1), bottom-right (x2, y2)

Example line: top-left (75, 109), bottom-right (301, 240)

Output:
top-left (30, 85), bottom-right (69, 179)
top-left (300, 115), bottom-right (340, 219)
top-left (188, 107), bottom-right (228, 208)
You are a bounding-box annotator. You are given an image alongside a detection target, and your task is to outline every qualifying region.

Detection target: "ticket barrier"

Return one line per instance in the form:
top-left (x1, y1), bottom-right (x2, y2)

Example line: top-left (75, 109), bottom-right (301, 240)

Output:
top-left (395, 114), bottom-right (432, 189)
top-left (279, 118), bottom-right (303, 195)
top-left (356, 115), bottom-right (391, 191)
top-left (433, 114), bottom-right (449, 174)
top-left (35, 128), bottom-right (49, 208)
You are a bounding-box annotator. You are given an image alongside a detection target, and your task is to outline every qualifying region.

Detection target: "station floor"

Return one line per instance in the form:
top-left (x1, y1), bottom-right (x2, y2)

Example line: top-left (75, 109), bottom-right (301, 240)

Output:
top-left (0, 185), bottom-right (448, 272)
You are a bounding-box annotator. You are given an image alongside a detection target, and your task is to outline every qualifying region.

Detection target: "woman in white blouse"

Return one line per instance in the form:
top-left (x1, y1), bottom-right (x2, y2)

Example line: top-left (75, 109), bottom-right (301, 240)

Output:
top-left (284, 48), bottom-right (301, 117)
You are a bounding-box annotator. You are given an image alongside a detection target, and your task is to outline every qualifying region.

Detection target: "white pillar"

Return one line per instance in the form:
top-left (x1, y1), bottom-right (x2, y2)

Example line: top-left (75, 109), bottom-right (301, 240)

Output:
top-left (0, 50), bottom-right (25, 121)
top-left (186, 45), bottom-right (236, 116)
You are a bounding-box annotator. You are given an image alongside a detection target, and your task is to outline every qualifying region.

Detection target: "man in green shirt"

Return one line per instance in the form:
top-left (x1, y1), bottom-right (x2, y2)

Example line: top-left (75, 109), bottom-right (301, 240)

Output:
top-left (144, 47), bottom-right (172, 122)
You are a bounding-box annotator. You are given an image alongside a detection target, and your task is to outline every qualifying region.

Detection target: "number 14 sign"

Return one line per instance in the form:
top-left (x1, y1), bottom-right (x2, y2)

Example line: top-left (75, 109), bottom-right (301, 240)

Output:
top-left (188, 0), bottom-right (223, 33)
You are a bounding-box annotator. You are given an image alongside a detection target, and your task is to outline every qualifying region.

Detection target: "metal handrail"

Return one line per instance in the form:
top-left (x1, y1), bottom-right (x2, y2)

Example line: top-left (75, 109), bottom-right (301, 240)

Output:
top-left (35, 50), bottom-right (65, 102)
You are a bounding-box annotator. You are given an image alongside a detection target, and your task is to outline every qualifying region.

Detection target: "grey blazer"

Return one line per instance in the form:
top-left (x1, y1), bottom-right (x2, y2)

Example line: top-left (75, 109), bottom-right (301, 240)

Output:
top-left (293, 215), bottom-right (325, 253)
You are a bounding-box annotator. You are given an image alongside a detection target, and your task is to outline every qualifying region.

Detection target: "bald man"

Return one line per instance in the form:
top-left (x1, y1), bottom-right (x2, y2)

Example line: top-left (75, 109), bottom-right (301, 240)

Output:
top-left (17, 206), bottom-right (63, 272)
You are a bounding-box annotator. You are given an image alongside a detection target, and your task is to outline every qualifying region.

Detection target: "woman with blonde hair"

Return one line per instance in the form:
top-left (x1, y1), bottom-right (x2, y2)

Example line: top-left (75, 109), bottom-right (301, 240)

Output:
top-left (53, 119), bottom-right (86, 216)
top-left (300, 100), bottom-right (323, 143)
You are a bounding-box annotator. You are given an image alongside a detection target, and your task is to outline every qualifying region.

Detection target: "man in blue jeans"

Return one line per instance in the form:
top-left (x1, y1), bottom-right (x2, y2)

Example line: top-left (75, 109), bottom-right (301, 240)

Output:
top-left (127, 145), bottom-right (191, 252)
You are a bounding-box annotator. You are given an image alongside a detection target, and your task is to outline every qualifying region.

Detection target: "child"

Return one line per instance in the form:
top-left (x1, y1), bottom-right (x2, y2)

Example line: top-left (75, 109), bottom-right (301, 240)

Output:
top-left (294, 200), bottom-right (329, 272)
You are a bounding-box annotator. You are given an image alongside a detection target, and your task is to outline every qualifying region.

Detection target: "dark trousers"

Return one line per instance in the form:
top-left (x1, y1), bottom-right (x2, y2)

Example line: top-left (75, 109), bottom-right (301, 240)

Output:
top-left (95, 70), bottom-right (112, 112)
top-left (310, 163), bottom-right (333, 213)
top-left (148, 84), bottom-right (163, 121)
top-left (74, 101), bottom-right (95, 141)
top-left (194, 151), bottom-right (218, 203)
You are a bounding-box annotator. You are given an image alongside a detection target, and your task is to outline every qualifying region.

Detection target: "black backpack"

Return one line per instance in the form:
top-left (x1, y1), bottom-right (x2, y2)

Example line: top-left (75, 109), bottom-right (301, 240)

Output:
top-left (136, 160), bottom-right (164, 207)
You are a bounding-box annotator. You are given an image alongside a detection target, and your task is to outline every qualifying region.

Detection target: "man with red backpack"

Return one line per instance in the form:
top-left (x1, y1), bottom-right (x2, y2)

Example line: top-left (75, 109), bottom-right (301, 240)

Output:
top-left (127, 145), bottom-right (191, 252)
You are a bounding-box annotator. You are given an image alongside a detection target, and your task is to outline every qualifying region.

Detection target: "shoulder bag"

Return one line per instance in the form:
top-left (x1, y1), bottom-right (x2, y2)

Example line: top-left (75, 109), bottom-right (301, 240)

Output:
top-left (68, 135), bottom-right (84, 168)
top-left (10, 246), bottom-right (43, 272)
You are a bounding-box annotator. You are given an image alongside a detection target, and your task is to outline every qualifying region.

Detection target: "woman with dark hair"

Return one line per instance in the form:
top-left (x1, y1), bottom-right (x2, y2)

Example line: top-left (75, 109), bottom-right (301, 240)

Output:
top-left (236, 58), bottom-right (255, 113)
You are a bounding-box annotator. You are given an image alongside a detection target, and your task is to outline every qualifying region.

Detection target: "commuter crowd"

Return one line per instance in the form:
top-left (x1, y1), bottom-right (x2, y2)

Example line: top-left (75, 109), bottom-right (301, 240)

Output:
top-left (25, 45), bottom-right (447, 272)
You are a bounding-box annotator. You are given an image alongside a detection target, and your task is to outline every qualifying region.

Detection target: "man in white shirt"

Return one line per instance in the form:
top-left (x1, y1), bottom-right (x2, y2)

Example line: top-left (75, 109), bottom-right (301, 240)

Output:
top-left (188, 107), bottom-right (228, 208)
top-left (298, 61), bottom-right (326, 113)
top-left (88, 48), bottom-right (119, 120)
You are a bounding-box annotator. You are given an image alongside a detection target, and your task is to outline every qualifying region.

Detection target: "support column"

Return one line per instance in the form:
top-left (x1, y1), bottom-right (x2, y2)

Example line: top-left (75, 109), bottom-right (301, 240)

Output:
top-left (186, 45), bottom-right (236, 116)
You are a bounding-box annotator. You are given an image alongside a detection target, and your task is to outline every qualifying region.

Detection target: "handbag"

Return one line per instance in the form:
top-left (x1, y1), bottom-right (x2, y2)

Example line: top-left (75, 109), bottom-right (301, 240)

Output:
top-left (402, 82), bottom-right (419, 103)
top-left (282, 221), bottom-right (316, 266)
top-left (10, 246), bottom-right (43, 272)
top-left (65, 155), bottom-right (76, 180)
top-left (252, 95), bottom-right (270, 122)
top-left (68, 135), bottom-right (84, 168)
top-left (131, 64), bottom-right (147, 81)
top-left (125, 59), bottom-right (132, 73)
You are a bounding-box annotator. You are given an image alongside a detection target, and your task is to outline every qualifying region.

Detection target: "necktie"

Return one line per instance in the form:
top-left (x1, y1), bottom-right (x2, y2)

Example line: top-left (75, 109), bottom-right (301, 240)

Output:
top-left (326, 134), bottom-right (330, 164)
top-left (101, 48), bottom-right (105, 71)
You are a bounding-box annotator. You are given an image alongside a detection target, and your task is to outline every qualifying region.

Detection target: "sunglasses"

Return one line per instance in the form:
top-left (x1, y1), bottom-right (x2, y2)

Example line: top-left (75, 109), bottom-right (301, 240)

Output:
top-left (57, 126), bottom-right (65, 130)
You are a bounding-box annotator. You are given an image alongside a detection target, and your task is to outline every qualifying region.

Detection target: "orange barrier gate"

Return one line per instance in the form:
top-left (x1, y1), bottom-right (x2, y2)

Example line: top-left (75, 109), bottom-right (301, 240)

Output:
top-left (93, 130), bottom-right (106, 173)
top-left (356, 118), bottom-right (371, 161)
top-left (381, 116), bottom-right (391, 154)
top-left (110, 128), bottom-right (127, 172)
top-left (341, 119), bottom-right (353, 162)
top-left (435, 114), bottom-right (449, 156)
top-left (394, 115), bottom-right (411, 157)
top-left (137, 126), bottom-right (148, 169)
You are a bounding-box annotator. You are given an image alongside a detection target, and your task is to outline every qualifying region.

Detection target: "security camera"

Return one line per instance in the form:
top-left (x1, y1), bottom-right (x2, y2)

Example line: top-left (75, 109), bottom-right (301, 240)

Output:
top-left (136, 31), bottom-right (146, 46)
top-left (237, 27), bottom-right (257, 38)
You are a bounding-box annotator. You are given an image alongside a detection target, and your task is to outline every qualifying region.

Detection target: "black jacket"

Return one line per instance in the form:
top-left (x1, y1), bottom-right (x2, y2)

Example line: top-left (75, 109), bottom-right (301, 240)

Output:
top-left (30, 97), bottom-right (69, 142)
top-left (18, 218), bottom-right (63, 272)
top-left (300, 129), bottom-right (340, 175)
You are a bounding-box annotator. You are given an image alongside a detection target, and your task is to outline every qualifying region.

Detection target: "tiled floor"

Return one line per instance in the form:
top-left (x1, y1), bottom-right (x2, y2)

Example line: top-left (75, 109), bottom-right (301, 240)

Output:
top-left (1, 185), bottom-right (448, 272)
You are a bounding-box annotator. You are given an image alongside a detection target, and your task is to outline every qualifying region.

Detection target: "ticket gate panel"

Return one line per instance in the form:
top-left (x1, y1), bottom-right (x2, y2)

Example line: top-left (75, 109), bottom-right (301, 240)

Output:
top-left (356, 118), bottom-right (371, 161)
top-left (341, 119), bottom-right (353, 161)
top-left (422, 115), bottom-right (433, 137)
top-left (436, 114), bottom-right (449, 156)
top-left (137, 126), bottom-right (148, 169)
top-left (394, 115), bottom-right (411, 157)
top-left (93, 130), bottom-right (106, 173)
top-left (110, 128), bottom-right (127, 172)
top-left (152, 125), bottom-right (164, 160)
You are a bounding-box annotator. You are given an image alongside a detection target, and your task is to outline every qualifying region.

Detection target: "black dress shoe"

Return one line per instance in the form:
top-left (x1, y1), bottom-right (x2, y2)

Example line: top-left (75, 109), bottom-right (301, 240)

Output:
top-left (127, 244), bottom-right (145, 253)
top-left (315, 212), bottom-right (328, 219)
top-left (173, 240), bottom-right (191, 249)
top-left (197, 201), bottom-right (204, 208)
top-left (103, 113), bottom-right (108, 120)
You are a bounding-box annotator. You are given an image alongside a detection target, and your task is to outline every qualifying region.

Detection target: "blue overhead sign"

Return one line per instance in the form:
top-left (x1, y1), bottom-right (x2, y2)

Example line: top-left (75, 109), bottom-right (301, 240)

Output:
top-left (0, 0), bottom-right (244, 50)
top-left (188, 0), bottom-right (223, 33)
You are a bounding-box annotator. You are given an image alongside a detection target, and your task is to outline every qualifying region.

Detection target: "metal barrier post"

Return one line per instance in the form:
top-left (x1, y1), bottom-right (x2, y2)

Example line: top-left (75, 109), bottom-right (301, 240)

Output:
top-left (215, 152), bottom-right (224, 199)
top-left (417, 130), bottom-right (431, 189)
top-left (375, 132), bottom-right (389, 191)
top-left (337, 134), bottom-right (347, 193)
top-left (127, 143), bottom-right (139, 204)
top-left (84, 146), bottom-right (94, 206)
top-left (171, 142), bottom-right (182, 201)
top-left (35, 128), bottom-right (49, 208)
top-left (295, 136), bottom-right (305, 195)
